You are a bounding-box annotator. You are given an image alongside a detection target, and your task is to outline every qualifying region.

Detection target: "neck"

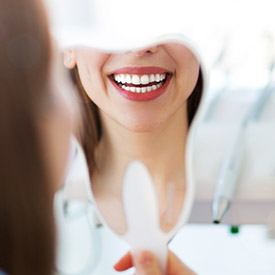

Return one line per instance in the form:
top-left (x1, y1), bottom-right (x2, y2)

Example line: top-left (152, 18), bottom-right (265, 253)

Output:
top-left (93, 105), bottom-right (188, 195)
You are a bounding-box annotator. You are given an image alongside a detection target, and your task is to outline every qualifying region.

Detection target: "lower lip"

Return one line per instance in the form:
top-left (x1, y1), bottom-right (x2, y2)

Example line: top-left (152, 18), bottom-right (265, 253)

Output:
top-left (109, 76), bottom-right (172, 102)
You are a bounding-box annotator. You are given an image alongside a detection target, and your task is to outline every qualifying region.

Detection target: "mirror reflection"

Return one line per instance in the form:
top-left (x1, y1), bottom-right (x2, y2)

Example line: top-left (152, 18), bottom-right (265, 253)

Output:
top-left (63, 43), bottom-right (203, 234)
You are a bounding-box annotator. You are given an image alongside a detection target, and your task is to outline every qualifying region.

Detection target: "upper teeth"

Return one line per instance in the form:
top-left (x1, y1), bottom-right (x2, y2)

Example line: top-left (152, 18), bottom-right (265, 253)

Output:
top-left (114, 73), bottom-right (166, 85)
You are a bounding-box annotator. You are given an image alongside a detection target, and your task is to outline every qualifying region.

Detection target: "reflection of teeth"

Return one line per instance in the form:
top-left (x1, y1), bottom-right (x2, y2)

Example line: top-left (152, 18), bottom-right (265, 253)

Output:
top-left (114, 73), bottom-right (166, 85)
top-left (121, 82), bottom-right (162, 93)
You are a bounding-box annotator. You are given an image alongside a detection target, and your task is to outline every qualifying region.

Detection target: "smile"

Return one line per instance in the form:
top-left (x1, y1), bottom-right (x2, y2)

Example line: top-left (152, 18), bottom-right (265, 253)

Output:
top-left (109, 67), bottom-right (172, 101)
top-left (112, 73), bottom-right (168, 93)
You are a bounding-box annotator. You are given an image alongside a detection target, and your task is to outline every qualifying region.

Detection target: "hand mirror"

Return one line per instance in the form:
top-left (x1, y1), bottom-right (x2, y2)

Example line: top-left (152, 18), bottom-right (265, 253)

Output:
top-left (46, 0), bottom-right (275, 273)
top-left (46, 0), bottom-right (208, 272)
top-left (61, 37), bottom-right (206, 272)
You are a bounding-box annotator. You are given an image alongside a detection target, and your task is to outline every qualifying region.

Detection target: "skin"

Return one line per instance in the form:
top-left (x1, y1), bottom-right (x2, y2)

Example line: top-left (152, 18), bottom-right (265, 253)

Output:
top-left (64, 44), bottom-right (200, 233)
top-left (114, 250), bottom-right (197, 275)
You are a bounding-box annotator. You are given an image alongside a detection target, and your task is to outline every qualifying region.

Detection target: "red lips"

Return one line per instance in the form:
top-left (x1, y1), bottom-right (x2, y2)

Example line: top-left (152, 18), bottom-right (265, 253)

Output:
top-left (109, 66), bottom-right (172, 101)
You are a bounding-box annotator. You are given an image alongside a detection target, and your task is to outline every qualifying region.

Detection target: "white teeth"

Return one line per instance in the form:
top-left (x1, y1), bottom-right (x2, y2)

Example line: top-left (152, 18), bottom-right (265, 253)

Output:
top-left (121, 74), bottom-right (127, 84)
top-left (122, 85), bottom-right (130, 91)
top-left (120, 83), bottom-right (163, 93)
top-left (149, 74), bottom-right (155, 82)
top-left (141, 87), bottom-right (146, 93)
top-left (132, 75), bottom-right (141, 85)
top-left (125, 74), bottom-right (131, 84)
top-left (147, 86), bottom-right (152, 92)
top-left (140, 75), bottom-right (150, 85)
top-left (114, 73), bottom-right (167, 85)
top-left (114, 74), bottom-right (120, 82)
top-left (113, 72), bottom-right (168, 93)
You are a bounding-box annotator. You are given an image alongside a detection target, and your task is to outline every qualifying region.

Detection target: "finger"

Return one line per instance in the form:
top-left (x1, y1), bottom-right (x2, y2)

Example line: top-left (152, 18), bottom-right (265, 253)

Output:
top-left (114, 252), bottom-right (133, 271)
top-left (134, 251), bottom-right (161, 275)
top-left (167, 251), bottom-right (196, 275)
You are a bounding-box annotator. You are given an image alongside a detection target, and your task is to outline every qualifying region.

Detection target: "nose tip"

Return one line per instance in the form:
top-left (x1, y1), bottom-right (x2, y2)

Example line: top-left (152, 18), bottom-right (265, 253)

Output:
top-left (133, 45), bottom-right (159, 57)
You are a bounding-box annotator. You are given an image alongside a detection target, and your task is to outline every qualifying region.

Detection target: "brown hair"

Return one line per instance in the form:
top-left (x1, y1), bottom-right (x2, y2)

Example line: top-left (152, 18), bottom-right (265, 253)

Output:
top-left (0, 0), bottom-right (55, 274)
top-left (71, 66), bottom-right (203, 174)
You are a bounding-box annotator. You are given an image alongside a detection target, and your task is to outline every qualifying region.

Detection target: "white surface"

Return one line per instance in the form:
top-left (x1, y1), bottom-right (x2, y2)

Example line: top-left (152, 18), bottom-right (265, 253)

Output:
top-left (170, 225), bottom-right (275, 275)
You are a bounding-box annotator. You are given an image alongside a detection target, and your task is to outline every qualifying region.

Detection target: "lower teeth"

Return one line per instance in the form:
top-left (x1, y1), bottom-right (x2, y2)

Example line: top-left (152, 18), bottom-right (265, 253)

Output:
top-left (120, 82), bottom-right (163, 93)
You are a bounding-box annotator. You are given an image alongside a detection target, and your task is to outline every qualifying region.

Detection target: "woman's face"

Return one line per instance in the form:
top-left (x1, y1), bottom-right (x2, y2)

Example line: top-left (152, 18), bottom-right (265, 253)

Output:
top-left (67, 44), bottom-right (200, 132)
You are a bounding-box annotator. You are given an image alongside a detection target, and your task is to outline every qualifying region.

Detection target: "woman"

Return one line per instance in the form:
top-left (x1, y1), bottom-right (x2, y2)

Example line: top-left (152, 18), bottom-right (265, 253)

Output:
top-left (0, 0), bottom-right (78, 273)
top-left (64, 43), bottom-right (203, 233)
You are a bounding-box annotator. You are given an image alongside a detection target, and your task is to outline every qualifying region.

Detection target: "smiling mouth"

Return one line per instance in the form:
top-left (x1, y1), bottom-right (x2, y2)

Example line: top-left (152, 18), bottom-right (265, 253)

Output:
top-left (109, 72), bottom-right (172, 93)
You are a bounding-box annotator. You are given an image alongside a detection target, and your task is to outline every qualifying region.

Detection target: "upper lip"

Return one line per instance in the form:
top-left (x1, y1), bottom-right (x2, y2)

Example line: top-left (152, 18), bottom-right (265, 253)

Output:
top-left (109, 66), bottom-right (172, 75)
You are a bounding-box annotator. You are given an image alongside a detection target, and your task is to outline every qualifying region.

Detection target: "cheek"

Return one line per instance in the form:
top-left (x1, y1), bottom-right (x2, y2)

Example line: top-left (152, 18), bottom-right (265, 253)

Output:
top-left (77, 62), bottom-right (97, 98)
top-left (176, 57), bottom-right (200, 100)
top-left (75, 52), bottom-right (110, 104)
top-left (165, 44), bottom-right (200, 100)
